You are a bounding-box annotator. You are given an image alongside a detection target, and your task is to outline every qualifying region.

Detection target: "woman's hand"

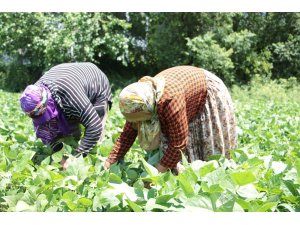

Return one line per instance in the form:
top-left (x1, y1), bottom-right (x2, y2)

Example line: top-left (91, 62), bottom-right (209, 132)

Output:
top-left (103, 160), bottom-right (111, 170)
top-left (155, 163), bottom-right (168, 173)
top-left (143, 181), bottom-right (152, 189)
top-left (60, 157), bottom-right (73, 170)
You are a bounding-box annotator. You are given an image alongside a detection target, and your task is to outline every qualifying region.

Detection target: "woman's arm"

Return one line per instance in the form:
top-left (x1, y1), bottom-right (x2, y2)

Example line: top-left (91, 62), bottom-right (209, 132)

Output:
top-left (158, 94), bottom-right (189, 169)
top-left (106, 121), bottom-right (138, 165)
top-left (75, 100), bottom-right (105, 155)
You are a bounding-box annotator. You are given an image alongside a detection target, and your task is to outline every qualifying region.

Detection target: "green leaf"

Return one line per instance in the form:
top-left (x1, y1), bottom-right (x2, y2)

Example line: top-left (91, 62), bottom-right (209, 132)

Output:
top-left (182, 194), bottom-right (214, 211)
top-left (147, 188), bottom-right (157, 199)
top-left (16, 200), bottom-right (35, 212)
top-left (204, 168), bottom-right (236, 192)
top-left (177, 174), bottom-right (195, 198)
top-left (237, 184), bottom-right (259, 199)
top-left (109, 163), bottom-right (122, 176)
top-left (294, 159), bottom-right (300, 177)
top-left (208, 154), bottom-right (222, 161)
top-left (141, 158), bottom-right (158, 177)
top-left (109, 183), bottom-right (138, 202)
top-left (62, 191), bottom-right (77, 201)
top-left (65, 201), bottom-right (77, 211)
top-left (236, 198), bottom-right (251, 210)
top-left (126, 169), bottom-right (139, 181)
top-left (109, 173), bottom-right (123, 184)
top-left (271, 161), bottom-right (287, 175)
top-left (183, 166), bottom-right (198, 183)
top-left (49, 170), bottom-right (64, 182)
top-left (65, 156), bottom-right (90, 180)
top-left (78, 197), bottom-right (93, 207)
top-left (99, 138), bottom-right (113, 156)
top-left (98, 189), bottom-right (121, 208)
top-left (256, 202), bottom-right (278, 212)
top-left (146, 148), bottom-right (163, 166)
top-left (1, 193), bottom-right (23, 208)
top-left (4, 148), bottom-right (18, 159)
top-left (45, 206), bottom-right (59, 212)
top-left (283, 180), bottom-right (300, 196)
top-left (51, 150), bottom-right (63, 163)
top-left (209, 192), bottom-right (221, 211)
top-left (41, 156), bottom-right (51, 165)
top-left (201, 183), bottom-right (224, 193)
top-left (132, 179), bottom-right (145, 199)
top-left (232, 202), bottom-right (245, 212)
top-left (247, 157), bottom-right (264, 167)
top-left (230, 171), bottom-right (256, 186)
top-left (126, 199), bottom-right (143, 212)
top-left (144, 198), bottom-right (171, 211)
top-left (63, 144), bottom-right (73, 154)
top-left (155, 194), bottom-right (174, 205)
top-left (199, 161), bottom-right (217, 177)
top-left (231, 150), bottom-right (248, 163)
top-left (278, 203), bottom-right (295, 212)
top-left (35, 194), bottom-right (49, 212)
top-left (180, 151), bottom-right (189, 167)
top-left (217, 199), bottom-right (236, 212)
top-left (92, 196), bottom-right (102, 211)
top-left (14, 133), bottom-right (28, 143)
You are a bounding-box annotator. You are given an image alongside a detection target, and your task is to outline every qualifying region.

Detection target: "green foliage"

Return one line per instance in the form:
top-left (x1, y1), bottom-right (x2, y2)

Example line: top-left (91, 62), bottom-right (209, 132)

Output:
top-left (145, 13), bottom-right (235, 71)
top-left (186, 33), bottom-right (234, 84)
top-left (0, 61), bottom-right (32, 92)
top-left (0, 13), bottom-right (47, 91)
top-left (223, 30), bottom-right (273, 83)
top-left (41, 13), bottom-right (131, 67)
top-left (187, 29), bottom-right (274, 85)
top-left (0, 76), bottom-right (300, 212)
top-left (270, 35), bottom-right (300, 79)
top-left (0, 13), bottom-right (131, 91)
top-left (1, 12), bottom-right (300, 90)
top-left (233, 13), bottom-right (300, 80)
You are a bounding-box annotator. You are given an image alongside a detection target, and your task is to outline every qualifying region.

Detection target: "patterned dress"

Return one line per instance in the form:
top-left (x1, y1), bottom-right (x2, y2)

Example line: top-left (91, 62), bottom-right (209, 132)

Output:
top-left (107, 66), bottom-right (237, 169)
top-left (160, 69), bottom-right (237, 163)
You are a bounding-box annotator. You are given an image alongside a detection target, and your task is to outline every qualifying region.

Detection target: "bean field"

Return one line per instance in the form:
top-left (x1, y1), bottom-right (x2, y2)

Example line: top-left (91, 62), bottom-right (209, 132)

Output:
top-left (0, 77), bottom-right (299, 212)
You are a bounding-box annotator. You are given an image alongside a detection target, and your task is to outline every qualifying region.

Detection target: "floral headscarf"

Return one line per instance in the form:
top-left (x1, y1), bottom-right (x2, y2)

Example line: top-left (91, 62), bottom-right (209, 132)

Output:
top-left (119, 76), bottom-right (165, 151)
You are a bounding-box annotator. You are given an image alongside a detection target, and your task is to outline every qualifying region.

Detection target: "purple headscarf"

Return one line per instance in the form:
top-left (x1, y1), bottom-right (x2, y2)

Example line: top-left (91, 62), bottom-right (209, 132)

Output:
top-left (20, 84), bottom-right (71, 144)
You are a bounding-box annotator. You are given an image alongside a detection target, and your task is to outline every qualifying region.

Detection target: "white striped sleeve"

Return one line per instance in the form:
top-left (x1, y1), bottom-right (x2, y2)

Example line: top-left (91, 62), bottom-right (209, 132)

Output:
top-left (67, 92), bottom-right (103, 154)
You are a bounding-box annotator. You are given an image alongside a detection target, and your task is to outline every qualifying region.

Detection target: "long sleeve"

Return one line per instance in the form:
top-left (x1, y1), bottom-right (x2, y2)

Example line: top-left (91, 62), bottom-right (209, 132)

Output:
top-left (107, 121), bottom-right (138, 164)
top-left (75, 102), bottom-right (102, 154)
top-left (50, 141), bottom-right (63, 152)
top-left (158, 94), bottom-right (188, 168)
top-left (153, 66), bottom-right (207, 168)
top-left (46, 78), bottom-right (104, 155)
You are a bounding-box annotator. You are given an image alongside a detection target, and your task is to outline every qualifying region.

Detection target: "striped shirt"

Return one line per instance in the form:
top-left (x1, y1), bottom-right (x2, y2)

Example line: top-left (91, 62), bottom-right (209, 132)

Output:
top-left (107, 66), bottom-right (207, 168)
top-left (35, 62), bottom-right (112, 155)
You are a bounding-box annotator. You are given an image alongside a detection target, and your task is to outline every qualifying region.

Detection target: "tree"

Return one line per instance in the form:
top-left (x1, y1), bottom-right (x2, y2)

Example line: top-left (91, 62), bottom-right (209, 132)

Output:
top-left (0, 13), bottom-right (131, 91)
top-left (186, 32), bottom-right (234, 84)
top-left (0, 13), bottom-right (48, 91)
top-left (223, 30), bottom-right (273, 83)
top-left (145, 13), bottom-right (235, 73)
top-left (233, 12), bottom-right (300, 79)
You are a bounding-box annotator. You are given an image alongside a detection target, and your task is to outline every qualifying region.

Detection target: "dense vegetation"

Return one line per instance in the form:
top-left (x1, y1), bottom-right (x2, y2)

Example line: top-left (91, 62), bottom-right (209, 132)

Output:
top-left (0, 76), bottom-right (299, 212)
top-left (0, 12), bottom-right (299, 212)
top-left (0, 13), bottom-right (299, 91)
